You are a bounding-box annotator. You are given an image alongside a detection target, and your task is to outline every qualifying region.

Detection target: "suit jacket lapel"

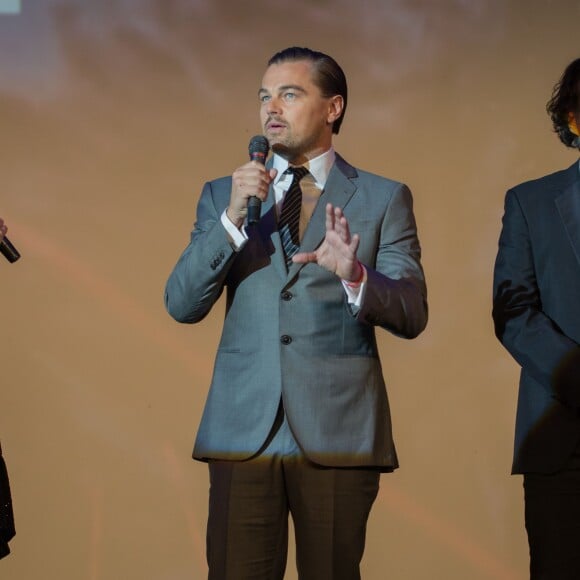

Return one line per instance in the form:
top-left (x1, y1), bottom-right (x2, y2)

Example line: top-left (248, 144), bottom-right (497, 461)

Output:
top-left (555, 163), bottom-right (580, 267)
top-left (286, 154), bottom-right (358, 280)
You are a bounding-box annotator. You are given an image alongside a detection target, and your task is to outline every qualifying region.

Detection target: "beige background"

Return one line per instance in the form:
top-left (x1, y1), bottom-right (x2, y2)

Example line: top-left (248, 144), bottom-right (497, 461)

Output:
top-left (1, 1), bottom-right (579, 578)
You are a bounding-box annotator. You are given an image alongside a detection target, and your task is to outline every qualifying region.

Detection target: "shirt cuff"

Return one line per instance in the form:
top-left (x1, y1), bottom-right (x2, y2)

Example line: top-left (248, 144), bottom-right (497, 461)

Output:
top-left (341, 265), bottom-right (367, 307)
top-left (221, 209), bottom-right (248, 251)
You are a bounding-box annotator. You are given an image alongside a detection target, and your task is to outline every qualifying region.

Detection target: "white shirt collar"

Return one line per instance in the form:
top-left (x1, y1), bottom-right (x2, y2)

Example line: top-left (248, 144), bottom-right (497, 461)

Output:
top-left (272, 147), bottom-right (336, 189)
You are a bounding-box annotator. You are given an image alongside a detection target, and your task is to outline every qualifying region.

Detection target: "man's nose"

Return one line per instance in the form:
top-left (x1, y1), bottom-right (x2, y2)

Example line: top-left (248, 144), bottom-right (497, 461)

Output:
top-left (265, 97), bottom-right (281, 115)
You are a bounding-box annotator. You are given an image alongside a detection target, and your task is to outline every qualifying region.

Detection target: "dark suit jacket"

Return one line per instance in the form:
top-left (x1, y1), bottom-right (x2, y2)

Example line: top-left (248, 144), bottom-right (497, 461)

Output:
top-left (165, 154), bottom-right (428, 470)
top-left (0, 443), bottom-right (15, 559)
top-left (493, 161), bottom-right (580, 474)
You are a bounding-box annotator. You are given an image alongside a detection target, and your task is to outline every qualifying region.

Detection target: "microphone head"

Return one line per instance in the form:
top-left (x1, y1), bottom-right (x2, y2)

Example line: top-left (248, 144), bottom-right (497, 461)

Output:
top-left (248, 135), bottom-right (269, 163)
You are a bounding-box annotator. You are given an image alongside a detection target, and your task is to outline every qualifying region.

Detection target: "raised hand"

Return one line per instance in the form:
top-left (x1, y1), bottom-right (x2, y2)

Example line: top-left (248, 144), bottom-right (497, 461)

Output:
top-left (292, 203), bottom-right (363, 282)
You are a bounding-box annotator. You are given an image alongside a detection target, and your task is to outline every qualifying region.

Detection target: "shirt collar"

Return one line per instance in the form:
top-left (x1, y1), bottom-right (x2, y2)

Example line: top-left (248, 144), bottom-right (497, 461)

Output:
top-left (272, 147), bottom-right (336, 189)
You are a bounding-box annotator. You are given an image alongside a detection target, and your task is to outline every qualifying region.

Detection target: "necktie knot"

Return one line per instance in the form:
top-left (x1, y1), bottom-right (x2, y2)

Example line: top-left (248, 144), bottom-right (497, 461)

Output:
top-left (286, 165), bottom-right (309, 182)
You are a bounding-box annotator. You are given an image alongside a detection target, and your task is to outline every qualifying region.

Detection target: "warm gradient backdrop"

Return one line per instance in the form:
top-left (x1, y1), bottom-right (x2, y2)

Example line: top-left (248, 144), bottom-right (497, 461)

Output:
top-left (1, 1), bottom-right (579, 578)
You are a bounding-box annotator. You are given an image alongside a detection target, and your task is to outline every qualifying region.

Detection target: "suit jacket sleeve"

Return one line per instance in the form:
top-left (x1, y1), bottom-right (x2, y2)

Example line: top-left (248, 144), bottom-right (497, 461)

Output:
top-left (493, 188), bottom-right (580, 406)
top-left (355, 183), bottom-right (428, 339)
top-left (165, 179), bottom-right (235, 324)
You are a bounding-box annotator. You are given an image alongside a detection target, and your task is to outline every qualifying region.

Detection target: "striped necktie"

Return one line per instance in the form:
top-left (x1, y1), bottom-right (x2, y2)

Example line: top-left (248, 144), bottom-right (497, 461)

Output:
top-left (279, 166), bottom-right (309, 267)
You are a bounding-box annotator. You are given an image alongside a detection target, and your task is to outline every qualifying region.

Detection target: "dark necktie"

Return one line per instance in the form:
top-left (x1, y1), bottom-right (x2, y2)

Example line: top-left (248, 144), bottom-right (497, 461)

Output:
top-left (279, 166), bottom-right (309, 267)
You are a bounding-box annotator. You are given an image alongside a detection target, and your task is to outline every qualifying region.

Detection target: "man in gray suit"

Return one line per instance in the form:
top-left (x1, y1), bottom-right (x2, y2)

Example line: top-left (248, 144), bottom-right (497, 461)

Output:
top-left (165, 47), bottom-right (427, 579)
top-left (493, 58), bottom-right (580, 579)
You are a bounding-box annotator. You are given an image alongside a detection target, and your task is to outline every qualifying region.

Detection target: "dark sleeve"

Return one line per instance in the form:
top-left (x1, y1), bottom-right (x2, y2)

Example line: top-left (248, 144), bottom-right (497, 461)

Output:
top-left (492, 188), bottom-right (580, 406)
top-left (0, 451), bottom-right (15, 556)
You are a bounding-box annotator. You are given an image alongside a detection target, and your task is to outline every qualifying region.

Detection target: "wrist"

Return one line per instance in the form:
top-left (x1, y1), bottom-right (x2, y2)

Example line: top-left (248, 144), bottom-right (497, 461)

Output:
top-left (343, 261), bottom-right (365, 288)
top-left (225, 207), bottom-right (244, 229)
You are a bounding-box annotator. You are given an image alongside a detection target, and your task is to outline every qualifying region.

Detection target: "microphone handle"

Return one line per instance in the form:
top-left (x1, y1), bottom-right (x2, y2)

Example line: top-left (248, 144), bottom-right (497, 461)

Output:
top-left (247, 195), bottom-right (261, 226)
top-left (247, 151), bottom-right (266, 226)
top-left (0, 237), bottom-right (21, 263)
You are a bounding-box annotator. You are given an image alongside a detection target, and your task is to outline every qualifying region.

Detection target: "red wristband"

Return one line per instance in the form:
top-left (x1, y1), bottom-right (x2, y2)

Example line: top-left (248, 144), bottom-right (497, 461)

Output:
top-left (344, 261), bottom-right (365, 288)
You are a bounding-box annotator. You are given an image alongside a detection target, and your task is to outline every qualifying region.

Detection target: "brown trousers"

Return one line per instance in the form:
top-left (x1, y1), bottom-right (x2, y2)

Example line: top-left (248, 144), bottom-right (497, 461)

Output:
top-left (206, 408), bottom-right (380, 580)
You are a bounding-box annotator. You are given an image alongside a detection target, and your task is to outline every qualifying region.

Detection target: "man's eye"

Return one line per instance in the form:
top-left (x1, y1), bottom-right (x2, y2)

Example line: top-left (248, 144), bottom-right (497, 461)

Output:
top-left (284, 92), bottom-right (296, 100)
top-left (260, 95), bottom-right (270, 103)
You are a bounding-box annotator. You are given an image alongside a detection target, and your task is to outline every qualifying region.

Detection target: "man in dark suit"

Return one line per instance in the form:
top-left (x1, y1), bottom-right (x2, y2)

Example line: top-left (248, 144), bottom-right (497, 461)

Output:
top-left (493, 58), bottom-right (580, 579)
top-left (165, 47), bottom-right (427, 579)
top-left (0, 217), bottom-right (16, 560)
top-left (0, 440), bottom-right (15, 560)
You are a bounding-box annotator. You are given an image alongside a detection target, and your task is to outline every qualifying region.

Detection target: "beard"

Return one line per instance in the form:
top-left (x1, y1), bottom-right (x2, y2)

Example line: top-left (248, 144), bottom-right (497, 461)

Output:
top-left (266, 129), bottom-right (323, 163)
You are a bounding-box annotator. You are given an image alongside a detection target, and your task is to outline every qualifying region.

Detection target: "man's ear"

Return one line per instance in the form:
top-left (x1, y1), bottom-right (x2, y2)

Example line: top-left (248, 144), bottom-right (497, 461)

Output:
top-left (327, 95), bottom-right (344, 125)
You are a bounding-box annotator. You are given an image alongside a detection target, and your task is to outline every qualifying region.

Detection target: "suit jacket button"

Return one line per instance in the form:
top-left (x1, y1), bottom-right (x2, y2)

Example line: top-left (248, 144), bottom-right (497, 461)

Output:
top-left (281, 291), bottom-right (293, 301)
top-left (280, 335), bottom-right (292, 345)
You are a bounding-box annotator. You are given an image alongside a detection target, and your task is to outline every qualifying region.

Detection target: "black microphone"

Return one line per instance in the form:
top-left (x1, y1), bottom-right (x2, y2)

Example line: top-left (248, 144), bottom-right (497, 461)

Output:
top-left (0, 236), bottom-right (20, 263)
top-left (247, 135), bottom-right (270, 226)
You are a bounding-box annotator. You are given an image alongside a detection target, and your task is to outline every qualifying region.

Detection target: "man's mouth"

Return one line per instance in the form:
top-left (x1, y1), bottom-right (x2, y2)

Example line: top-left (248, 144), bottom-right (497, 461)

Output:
top-left (266, 119), bottom-right (287, 131)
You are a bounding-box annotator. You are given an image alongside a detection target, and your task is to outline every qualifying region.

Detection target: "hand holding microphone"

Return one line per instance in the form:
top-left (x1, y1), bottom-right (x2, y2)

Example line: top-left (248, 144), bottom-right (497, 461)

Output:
top-left (0, 218), bottom-right (21, 263)
top-left (247, 135), bottom-right (270, 225)
top-left (227, 136), bottom-right (275, 229)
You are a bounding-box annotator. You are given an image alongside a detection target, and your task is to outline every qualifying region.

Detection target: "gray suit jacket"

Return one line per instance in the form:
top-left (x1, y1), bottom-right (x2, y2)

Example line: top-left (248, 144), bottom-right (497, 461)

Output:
top-left (165, 154), bottom-right (428, 469)
top-left (493, 162), bottom-right (580, 474)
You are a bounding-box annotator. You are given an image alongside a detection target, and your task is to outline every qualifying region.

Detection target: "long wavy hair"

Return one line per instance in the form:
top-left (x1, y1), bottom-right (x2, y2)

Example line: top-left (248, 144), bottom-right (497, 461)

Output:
top-left (546, 58), bottom-right (580, 148)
